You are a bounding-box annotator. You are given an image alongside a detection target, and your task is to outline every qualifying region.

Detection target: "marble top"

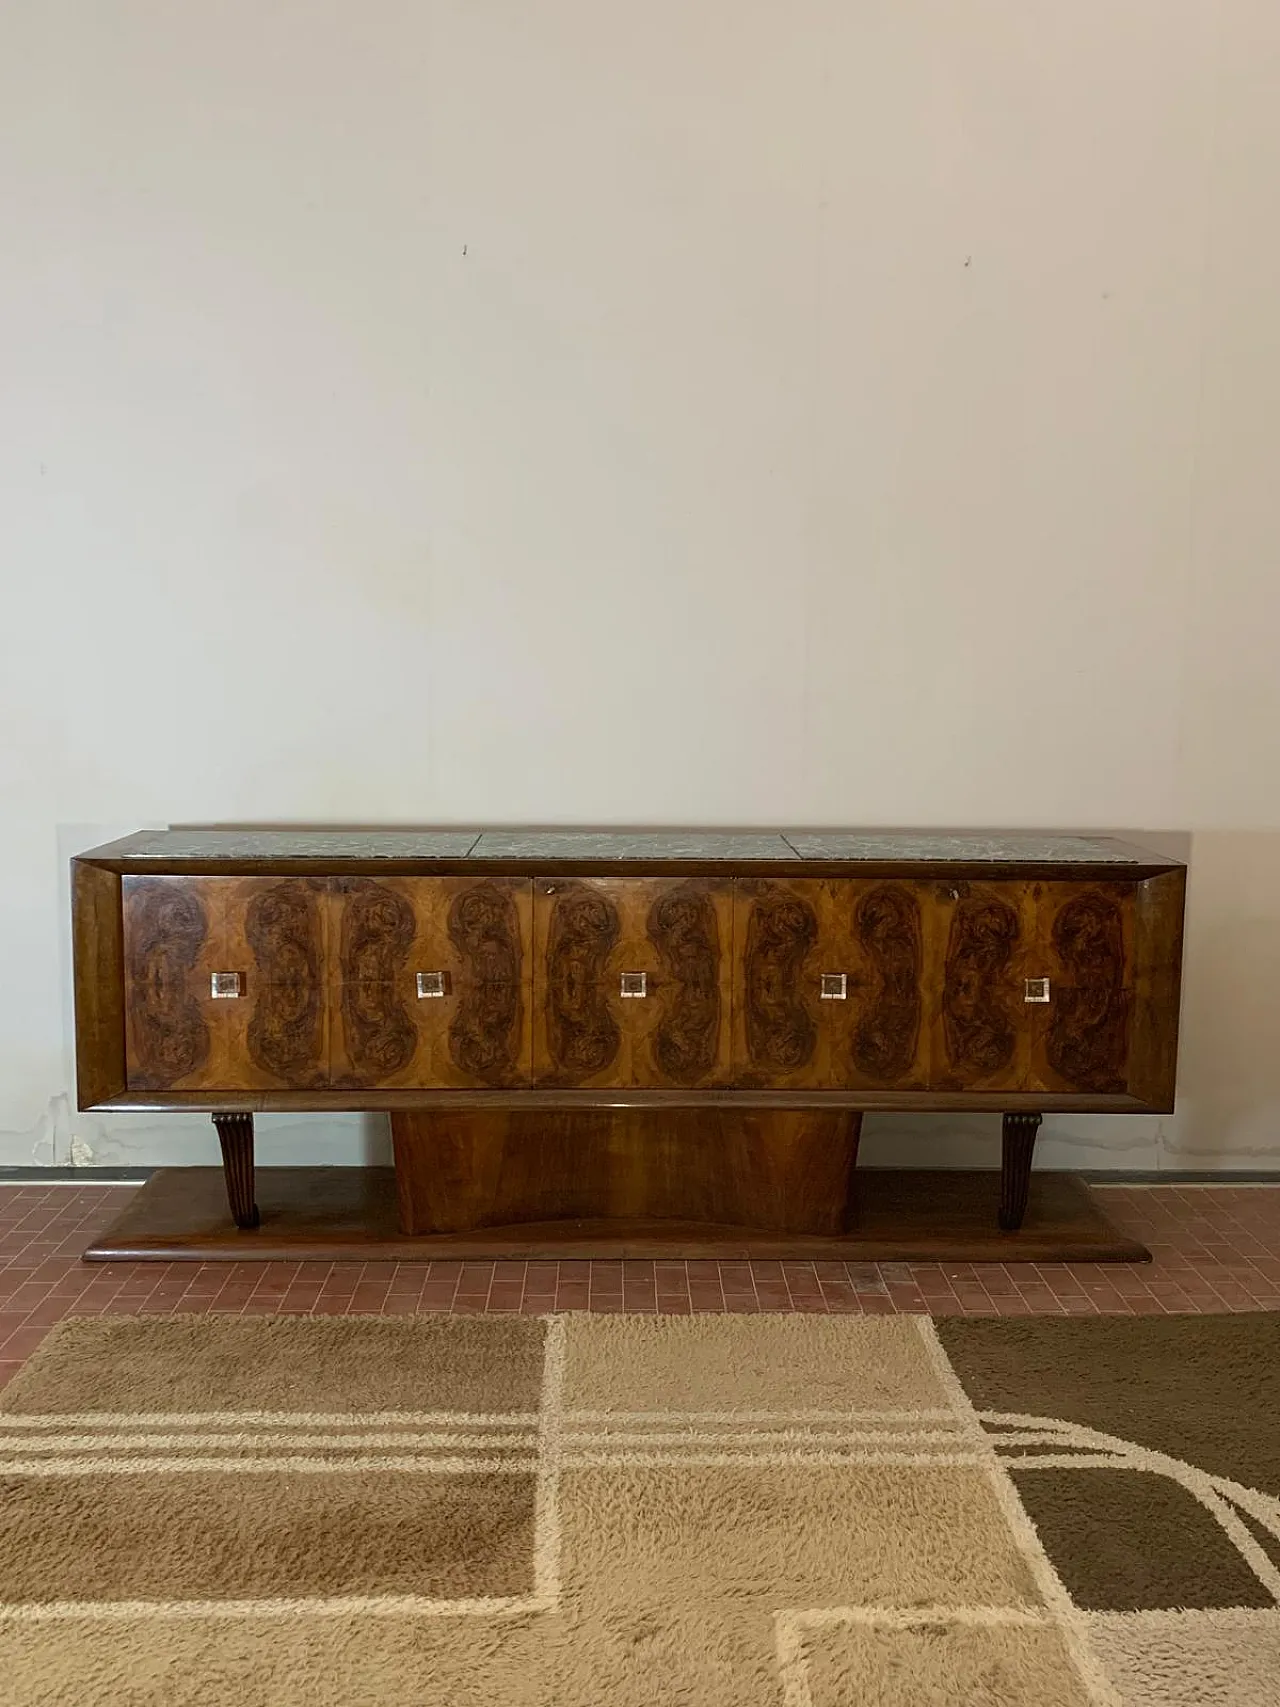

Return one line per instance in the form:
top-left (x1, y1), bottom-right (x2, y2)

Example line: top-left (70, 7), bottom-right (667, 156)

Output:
top-left (98, 830), bottom-right (482, 860)
top-left (469, 832), bottom-right (794, 861)
top-left (782, 833), bottom-right (1141, 863)
top-left (83, 828), bottom-right (1159, 866)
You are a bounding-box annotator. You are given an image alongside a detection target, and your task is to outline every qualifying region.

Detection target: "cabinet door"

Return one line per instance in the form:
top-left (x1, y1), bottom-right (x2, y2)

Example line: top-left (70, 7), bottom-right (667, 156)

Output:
top-left (122, 876), bottom-right (223, 1091)
top-left (330, 877), bottom-right (532, 1089)
top-left (1029, 881), bottom-right (1136, 1095)
top-left (928, 881), bottom-right (1038, 1093)
top-left (219, 877), bottom-right (330, 1090)
top-left (731, 879), bottom-right (930, 1090)
top-left (532, 878), bottom-right (733, 1088)
top-left (122, 875), bottom-right (329, 1092)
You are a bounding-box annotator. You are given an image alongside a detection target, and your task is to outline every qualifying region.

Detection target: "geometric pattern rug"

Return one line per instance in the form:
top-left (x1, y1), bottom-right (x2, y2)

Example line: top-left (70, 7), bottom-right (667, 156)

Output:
top-left (2, 1312), bottom-right (1279, 1705)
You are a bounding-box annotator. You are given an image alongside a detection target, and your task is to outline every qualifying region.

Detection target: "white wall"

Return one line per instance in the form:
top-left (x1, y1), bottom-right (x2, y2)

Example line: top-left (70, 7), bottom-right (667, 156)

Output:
top-left (2, 1), bottom-right (1278, 1172)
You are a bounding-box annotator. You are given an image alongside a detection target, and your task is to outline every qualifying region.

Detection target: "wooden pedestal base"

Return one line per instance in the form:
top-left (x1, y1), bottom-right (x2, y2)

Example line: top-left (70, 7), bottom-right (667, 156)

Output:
top-left (390, 1108), bottom-right (863, 1237)
top-left (82, 1166), bottom-right (1149, 1264)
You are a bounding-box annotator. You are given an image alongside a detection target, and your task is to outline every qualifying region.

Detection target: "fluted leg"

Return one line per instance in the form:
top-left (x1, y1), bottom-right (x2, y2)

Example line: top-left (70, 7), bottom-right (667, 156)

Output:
top-left (213, 1112), bottom-right (260, 1230)
top-left (999, 1112), bottom-right (1042, 1232)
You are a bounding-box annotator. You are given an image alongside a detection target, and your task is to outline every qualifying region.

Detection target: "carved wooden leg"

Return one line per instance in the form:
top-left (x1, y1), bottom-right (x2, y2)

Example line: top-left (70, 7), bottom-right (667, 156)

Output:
top-left (213, 1112), bottom-right (260, 1230)
top-left (999, 1112), bottom-right (1042, 1231)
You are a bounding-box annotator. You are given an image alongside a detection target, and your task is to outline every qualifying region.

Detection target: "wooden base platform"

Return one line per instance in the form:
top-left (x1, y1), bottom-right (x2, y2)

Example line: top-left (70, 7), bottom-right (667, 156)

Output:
top-left (83, 1166), bottom-right (1150, 1264)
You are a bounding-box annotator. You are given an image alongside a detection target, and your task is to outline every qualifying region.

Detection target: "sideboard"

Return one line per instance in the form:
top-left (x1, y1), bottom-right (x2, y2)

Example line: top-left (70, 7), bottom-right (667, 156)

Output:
top-left (71, 829), bottom-right (1185, 1254)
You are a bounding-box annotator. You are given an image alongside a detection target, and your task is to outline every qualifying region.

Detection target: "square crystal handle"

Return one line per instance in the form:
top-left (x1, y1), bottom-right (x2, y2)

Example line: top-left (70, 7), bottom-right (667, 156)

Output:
top-left (1024, 978), bottom-right (1051, 1004)
top-left (416, 971), bottom-right (451, 999)
top-left (619, 972), bottom-right (647, 999)
top-left (210, 972), bottom-right (242, 999)
top-left (820, 973), bottom-right (847, 1000)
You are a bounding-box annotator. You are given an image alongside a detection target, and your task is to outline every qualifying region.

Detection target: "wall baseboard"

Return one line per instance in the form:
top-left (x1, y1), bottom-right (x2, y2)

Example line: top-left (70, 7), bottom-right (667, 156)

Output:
top-left (0, 1166), bottom-right (153, 1182)
top-left (0, 1164), bottom-right (1278, 1185)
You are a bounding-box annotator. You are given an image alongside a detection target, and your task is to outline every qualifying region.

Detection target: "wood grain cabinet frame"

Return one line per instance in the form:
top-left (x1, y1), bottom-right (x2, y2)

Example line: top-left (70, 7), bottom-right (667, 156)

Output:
top-left (73, 832), bottom-right (1185, 1118)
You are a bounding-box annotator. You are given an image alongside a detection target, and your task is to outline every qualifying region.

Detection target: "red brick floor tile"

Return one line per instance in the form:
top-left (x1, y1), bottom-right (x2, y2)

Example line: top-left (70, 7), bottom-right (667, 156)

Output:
top-left (1, 1325), bottom-right (51, 1360)
top-left (0, 1181), bottom-right (1276, 1378)
top-left (483, 1292), bottom-right (524, 1313)
top-left (885, 1288), bottom-right (928, 1313)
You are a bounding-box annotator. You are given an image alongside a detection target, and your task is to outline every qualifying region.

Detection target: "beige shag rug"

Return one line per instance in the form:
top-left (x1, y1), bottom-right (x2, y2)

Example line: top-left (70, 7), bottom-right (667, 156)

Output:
top-left (2, 1312), bottom-right (1280, 1705)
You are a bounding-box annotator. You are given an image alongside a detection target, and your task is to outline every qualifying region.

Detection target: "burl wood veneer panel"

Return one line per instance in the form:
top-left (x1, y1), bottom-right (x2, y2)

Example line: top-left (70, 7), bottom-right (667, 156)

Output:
top-left (532, 878), bottom-right (733, 1089)
top-left (731, 878), bottom-right (932, 1090)
top-left (329, 877), bottom-right (532, 1089)
top-left (928, 881), bottom-right (1039, 1094)
top-left (122, 876), bottom-right (219, 1092)
top-left (1029, 880), bottom-right (1136, 1096)
top-left (122, 876), bottom-right (329, 1092)
top-left (222, 877), bottom-right (329, 1091)
top-left (391, 1107), bottom-right (862, 1235)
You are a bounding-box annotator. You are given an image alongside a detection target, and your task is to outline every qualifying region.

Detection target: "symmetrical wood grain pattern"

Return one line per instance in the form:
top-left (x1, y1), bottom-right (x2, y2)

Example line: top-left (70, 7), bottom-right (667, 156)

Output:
top-left (446, 883), bottom-right (526, 1083)
top-left (87, 837), bottom-right (1182, 1122)
top-left (851, 883), bottom-right (923, 1080)
top-left (237, 880), bottom-right (328, 1088)
top-left (940, 895), bottom-right (1019, 1074)
top-left (732, 880), bottom-right (930, 1089)
top-left (538, 883), bottom-right (621, 1083)
top-left (122, 877), bottom-right (214, 1091)
top-left (335, 880), bottom-right (418, 1081)
top-left (739, 886), bottom-right (818, 1074)
top-left (646, 884), bottom-right (724, 1083)
top-left (1032, 882), bottom-right (1135, 1095)
top-left (533, 879), bottom-right (732, 1088)
top-left (931, 882), bottom-right (1036, 1093)
top-left (330, 878), bottom-right (532, 1089)
top-left (392, 1106), bottom-right (862, 1236)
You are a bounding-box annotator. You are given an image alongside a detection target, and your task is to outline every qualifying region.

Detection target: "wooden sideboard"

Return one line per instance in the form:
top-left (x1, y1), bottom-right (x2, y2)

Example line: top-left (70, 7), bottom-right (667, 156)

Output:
top-left (72, 829), bottom-right (1185, 1254)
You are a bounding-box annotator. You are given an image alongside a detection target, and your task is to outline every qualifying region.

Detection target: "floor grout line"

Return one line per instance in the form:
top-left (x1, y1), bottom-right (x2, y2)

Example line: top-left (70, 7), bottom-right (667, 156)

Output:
top-left (2, 1184), bottom-right (1280, 1384)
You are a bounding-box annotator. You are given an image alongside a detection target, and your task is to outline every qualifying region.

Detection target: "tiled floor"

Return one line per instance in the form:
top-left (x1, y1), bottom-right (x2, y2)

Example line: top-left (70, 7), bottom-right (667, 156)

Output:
top-left (3, 1181), bottom-right (1280, 1389)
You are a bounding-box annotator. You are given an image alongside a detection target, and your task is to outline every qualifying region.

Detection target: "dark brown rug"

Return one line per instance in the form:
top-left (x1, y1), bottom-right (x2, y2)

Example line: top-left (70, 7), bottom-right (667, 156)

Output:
top-left (0, 1312), bottom-right (1277, 1704)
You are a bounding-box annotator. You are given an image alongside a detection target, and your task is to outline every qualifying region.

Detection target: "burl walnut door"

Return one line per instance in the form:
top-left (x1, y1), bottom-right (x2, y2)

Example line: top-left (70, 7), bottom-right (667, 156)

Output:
top-left (122, 876), bottom-right (223, 1091)
top-left (330, 877), bottom-right (532, 1089)
top-left (730, 879), bottom-right (931, 1090)
top-left (927, 881), bottom-right (1039, 1093)
top-left (122, 875), bottom-right (329, 1092)
top-left (1029, 881), bottom-right (1136, 1095)
top-left (532, 878), bottom-right (733, 1088)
